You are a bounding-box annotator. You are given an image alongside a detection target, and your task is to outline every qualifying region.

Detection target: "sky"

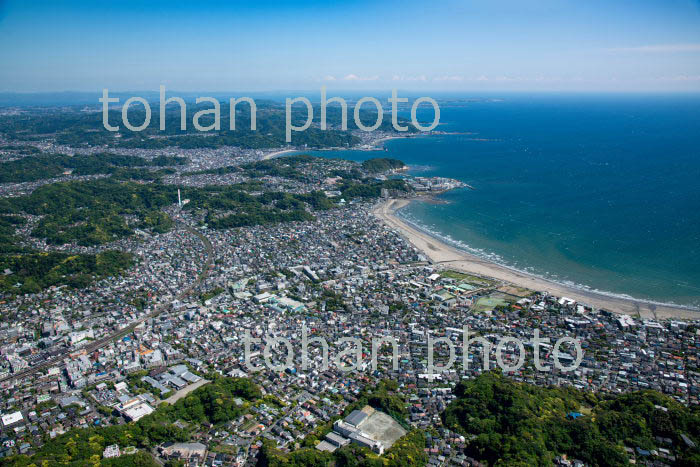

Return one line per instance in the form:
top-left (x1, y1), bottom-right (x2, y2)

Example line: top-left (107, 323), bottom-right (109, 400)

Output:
top-left (1, 0), bottom-right (700, 92)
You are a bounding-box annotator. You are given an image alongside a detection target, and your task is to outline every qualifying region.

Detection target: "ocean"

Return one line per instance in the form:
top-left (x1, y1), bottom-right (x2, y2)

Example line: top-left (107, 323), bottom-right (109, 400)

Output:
top-left (293, 94), bottom-right (700, 308)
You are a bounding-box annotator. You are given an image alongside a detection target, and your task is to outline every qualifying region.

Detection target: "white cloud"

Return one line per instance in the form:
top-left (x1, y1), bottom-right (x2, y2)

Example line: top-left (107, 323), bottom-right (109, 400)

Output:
top-left (493, 76), bottom-right (521, 82)
top-left (392, 74), bottom-right (427, 81)
top-left (433, 75), bottom-right (464, 82)
top-left (323, 75), bottom-right (336, 81)
top-left (607, 43), bottom-right (700, 53)
top-left (343, 74), bottom-right (379, 81)
top-left (660, 74), bottom-right (700, 82)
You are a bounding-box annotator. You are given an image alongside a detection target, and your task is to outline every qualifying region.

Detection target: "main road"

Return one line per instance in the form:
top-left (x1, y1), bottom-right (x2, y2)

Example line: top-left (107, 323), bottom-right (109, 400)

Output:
top-left (0, 222), bottom-right (214, 385)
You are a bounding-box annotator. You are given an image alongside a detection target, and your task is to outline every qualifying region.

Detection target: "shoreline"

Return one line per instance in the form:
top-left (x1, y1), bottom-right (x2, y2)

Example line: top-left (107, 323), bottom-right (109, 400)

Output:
top-left (261, 134), bottom-right (423, 161)
top-left (262, 149), bottom-right (299, 160)
top-left (371, 135), bottom-right (414, 146)
top-left (374, 198), bottom-right (699, 320)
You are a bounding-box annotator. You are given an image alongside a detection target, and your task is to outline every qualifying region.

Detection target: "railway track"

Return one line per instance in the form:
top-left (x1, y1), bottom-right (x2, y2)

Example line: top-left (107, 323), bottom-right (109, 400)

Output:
top-left (0, 223), bottom-right (214, 385)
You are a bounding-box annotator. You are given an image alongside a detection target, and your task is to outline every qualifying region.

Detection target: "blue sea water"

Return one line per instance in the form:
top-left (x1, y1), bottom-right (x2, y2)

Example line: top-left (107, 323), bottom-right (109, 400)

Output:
top-left (294, 94), bottom-right (700, 308)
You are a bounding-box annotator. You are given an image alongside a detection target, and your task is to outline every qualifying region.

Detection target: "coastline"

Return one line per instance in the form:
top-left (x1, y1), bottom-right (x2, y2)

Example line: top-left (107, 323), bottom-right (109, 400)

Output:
top-left (371, 135), bottom-right (413, 146)
top-left (374, 198), bottom-right (699, 320)
top-left (262, 149), bottom-right (299, 160)
top-left (261, 134), bottom-right (423, 161)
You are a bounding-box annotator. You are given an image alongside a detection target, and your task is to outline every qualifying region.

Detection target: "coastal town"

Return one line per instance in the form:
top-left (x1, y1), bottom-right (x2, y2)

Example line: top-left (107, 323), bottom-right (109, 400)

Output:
top-left (3, 0), bottom-right (700, 463)
top-left (0, 131), bottom-right (699, 467)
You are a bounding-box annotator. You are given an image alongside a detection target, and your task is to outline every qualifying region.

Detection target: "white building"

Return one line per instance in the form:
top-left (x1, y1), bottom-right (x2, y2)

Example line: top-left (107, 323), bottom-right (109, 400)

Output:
top-left (1, 411), bottom-right (24, 429)
top-left (103, 444), bottom-right (121, 458)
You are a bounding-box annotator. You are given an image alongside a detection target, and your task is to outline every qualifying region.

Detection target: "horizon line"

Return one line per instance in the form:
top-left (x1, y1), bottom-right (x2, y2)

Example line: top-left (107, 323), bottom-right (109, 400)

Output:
top-left (2, 89), bottom-right (700, 96)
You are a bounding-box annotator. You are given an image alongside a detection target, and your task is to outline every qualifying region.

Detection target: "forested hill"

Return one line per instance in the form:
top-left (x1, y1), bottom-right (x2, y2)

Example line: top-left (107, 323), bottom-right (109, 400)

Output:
top-left (3, 377), bottom-right (262, 467)
top-left (0, 154), bottom-right (410, 296)
top-left (0, 101), bottom-right (415, 149)
top-left (0, 152), bottom-right (187, 183)
top-left (442, 372), bottom-right (700, 466)
top-left (361, 157), bottom-right (406, 173)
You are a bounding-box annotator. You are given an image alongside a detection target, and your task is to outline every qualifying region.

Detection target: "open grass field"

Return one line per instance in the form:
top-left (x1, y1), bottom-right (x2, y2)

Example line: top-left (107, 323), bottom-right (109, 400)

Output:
top-left (473, 296), bottom-right (510, 313)
top-left (440, 269), bottom-right (496, 287)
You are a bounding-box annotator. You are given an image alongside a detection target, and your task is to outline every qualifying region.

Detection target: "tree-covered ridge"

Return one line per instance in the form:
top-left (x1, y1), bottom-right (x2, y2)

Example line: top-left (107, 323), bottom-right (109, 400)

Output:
top-left (235, 155), bottom-right (413, 198)
top-left (0, 153), bottom-right (188, 183)
top-left (339, 178), bottom-right (410, 199)
top-left (0, 179), bottom-right (180, 246)
top-left (0, 97), bottom-right (422, 150)
top-left (0, 213), bottom-right (133, 296)
top-left (259, 380), bottom-right (426, 467)
top-left (240, 155), bottom-right (410, 186)
top-left (348, 379), bottom-right (409, 427)
top-left (0, 178), bottom-right (176, 294)
top-left (0, 214), bottom-right (26, 254)
top-left (361, 158), bottom-right (406, 173)
top-left (0, 177), bottom-right (336, 247)
top-left (0, 144), bottom-right (41, 153)
top-left (185, 154), bottom-right (361, 182)
top-left (162, 376), bottom-right (262, 424)
top-left (184, 155), bottom-right (321, 181)
top-left (442, 372), bottom-right (700, 466)
top-left (0, 250), bottom-right (133, 295)
top-left (4, 377), bottom-right (262, 467)
top-left (0, 152), bottom-right (410, 247)
top-left (258, 428), bottom-right (427, 467)
top-left (0, 154), bottom-right (410, 295)
top-left (0, 103), bottom-right (364, 149)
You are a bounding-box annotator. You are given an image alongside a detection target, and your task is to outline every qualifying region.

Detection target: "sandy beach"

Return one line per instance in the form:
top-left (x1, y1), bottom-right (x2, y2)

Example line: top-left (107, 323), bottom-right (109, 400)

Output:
top-left (374, 199), bottom-right (699, 320)
top-left (372, 135), bottom-right (412, 146)
top-left (261, 133), bottom-right (420, 161)
top-left (262, 136), bottom-right (410, 161)
top-left (262, 149), bottom-right (299, 160)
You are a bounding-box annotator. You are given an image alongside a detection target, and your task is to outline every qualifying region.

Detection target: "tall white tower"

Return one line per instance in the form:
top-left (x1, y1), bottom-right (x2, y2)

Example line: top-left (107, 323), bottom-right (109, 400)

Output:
top-left (178, 189), bottom-right (182, 208)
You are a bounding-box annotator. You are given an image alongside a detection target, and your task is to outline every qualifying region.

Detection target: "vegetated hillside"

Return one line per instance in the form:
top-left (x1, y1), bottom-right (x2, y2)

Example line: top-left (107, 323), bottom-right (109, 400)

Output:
top-left (0, 154), bottom-right (410, 296)
top-left (0, 155), bottom-right (410, 247)
top-left (0, 250), bottom-right (133, 295)
top-left (0, 103), bottom-right (358, 149)
top-left (3, 377), bottom-right (262, 467)
top-left (442, 372), bottom-right (700, 466)
top-left (361, 157), bottom-right (406, 173)
top-left (0, 153), bottom-right (187, 183)
top-left (0, 99), bottom-right (420, 150)
top-left (0, 213), bottom-right (133, 296)
top-left (259, 429), bottom-right (426, 467)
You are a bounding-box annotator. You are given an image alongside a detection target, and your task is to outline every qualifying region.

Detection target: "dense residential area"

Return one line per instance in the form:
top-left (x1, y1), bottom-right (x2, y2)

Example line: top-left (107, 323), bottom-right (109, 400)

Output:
top-left (0, 109), bottom-right (699, 466)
